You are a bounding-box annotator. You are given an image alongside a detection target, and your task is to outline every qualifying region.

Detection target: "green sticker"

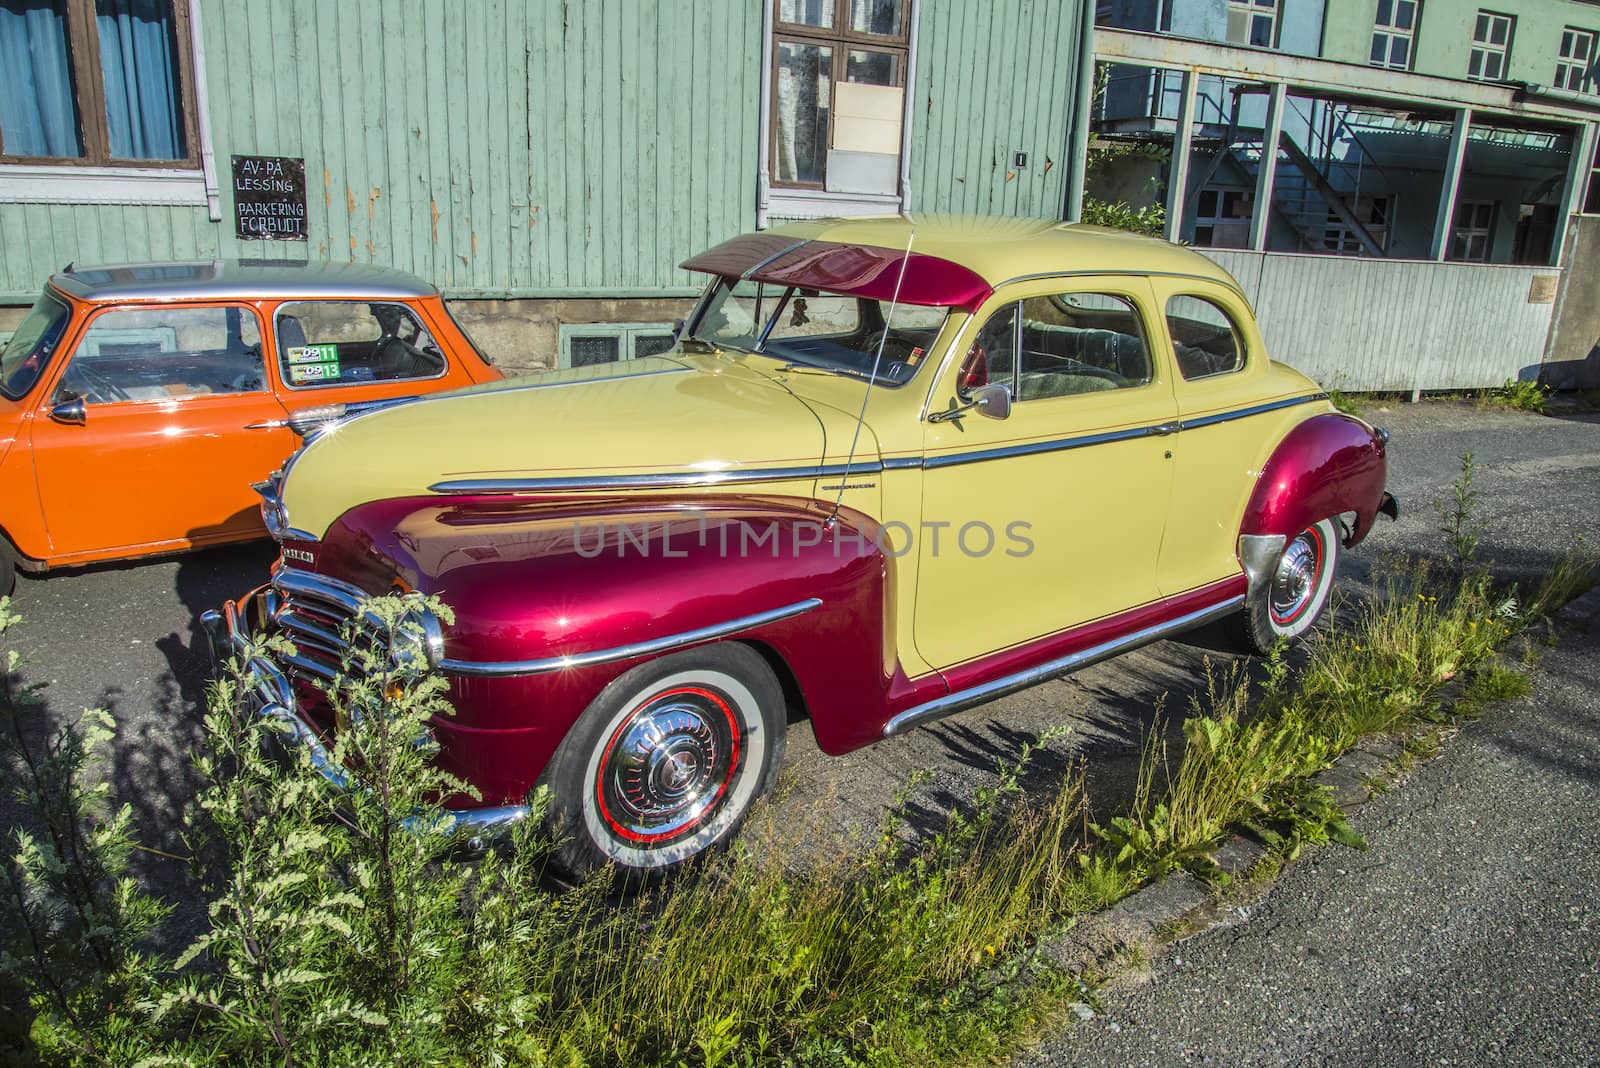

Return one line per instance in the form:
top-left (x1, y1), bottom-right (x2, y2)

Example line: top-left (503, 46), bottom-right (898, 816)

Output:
top-left (286, 344), bottom-right (339, 365)
top-left (289, 362), bottom-right (340, 384)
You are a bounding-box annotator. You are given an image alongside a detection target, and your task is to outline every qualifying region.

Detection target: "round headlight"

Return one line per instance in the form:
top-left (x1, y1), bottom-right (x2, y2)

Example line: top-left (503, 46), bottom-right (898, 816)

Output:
top-left (389, 606), bottom-right (444, 675)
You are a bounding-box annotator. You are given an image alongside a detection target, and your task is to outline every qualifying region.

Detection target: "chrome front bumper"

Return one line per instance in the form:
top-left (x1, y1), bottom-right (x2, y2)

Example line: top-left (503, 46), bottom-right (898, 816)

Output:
top-left (200, 587), bottom-right (529, 841)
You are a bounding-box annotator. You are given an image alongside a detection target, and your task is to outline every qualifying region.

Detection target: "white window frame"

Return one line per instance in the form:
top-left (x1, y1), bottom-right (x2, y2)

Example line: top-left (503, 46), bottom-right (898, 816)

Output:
top-left (757, 0), bottom-right (918, 224)
top-left (0, 0), bottom-right (219, 218)
top-left (557, 322), bottom-right (678, 370)
top-left (1226, 0), bottom-right (1279, 49)
top-left (1449, 200), bottom-right (1496, 261)
top-left (1467, 10), bottom-right (1514, 82)
top-left (1369, 0), bottom-right (1420, 72)
top-left (1556, 27), bottom-right (1596, 94)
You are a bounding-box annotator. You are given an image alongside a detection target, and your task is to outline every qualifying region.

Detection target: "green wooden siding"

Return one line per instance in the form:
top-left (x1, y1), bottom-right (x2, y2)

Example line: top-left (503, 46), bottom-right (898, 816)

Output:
top-left (1, 1), bottom-right (1086, 303)
top-left (910, 0), bottom-right (1084, 218)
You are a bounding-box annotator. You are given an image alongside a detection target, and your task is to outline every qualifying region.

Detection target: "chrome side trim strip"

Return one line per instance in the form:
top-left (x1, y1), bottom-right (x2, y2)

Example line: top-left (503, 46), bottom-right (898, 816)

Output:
top-left (922, 422), bottom-right (1164, 470)
top-left (426, 395), bottom-right (1328, 495)
top-left (882, 594), bottom-right (1245, 737)
top-left (439, 597), bottom-right (824, 678)
top-left (428, 464), bottom-right (884, 495)
top-left (1178, 393), bottom-right (1327, 431)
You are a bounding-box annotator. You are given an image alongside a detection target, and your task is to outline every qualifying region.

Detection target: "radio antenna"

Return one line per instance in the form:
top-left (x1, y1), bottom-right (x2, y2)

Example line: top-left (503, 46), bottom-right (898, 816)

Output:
top-left (827, 214), bottom-right (916, 526)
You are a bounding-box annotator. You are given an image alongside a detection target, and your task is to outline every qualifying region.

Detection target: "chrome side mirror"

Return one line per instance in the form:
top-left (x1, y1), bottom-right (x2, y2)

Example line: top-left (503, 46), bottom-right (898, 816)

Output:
top-left (929, 383), bottom-right (1012, 424)
top-left (48, 396), bottom-right (86, 426)
top-left (969, 382), bottom-right (1012, 420)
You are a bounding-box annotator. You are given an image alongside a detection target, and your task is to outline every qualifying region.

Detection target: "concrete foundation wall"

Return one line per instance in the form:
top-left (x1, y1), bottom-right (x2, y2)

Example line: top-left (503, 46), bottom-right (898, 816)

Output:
top-left (448, 296), bottom-right (698, 377)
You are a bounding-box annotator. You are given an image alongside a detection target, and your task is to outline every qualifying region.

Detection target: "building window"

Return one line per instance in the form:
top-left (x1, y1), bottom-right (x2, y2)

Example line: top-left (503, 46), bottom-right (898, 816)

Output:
top-left (770, 0), bottom-right (909, 196)
top-left (1556, 27), bottom-right (1596, 93)
top-left (1226, 0), bottom-right (1278, 49)
top-left (558, 323), bottom-right (678, 369)
top-left (1192, 187), bottom-right (1253, 249)
top-left (1467, 11), bottom-right (1513, 82)
top-left (1369, 0), bottom-right (1419, 71)
top-left (1449, 200), bottom-right (1496, 261)
top-left (0, 0), bottom-right (198, 167)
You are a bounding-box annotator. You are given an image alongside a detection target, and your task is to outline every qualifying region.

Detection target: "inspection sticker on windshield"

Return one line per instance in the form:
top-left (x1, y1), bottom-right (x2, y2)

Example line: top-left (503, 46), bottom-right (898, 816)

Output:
top-left (285, 344), bottom-right (338, 364)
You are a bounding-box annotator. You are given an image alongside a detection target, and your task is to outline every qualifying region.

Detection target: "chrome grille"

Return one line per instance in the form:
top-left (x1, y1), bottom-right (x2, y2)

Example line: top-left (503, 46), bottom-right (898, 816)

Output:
top-left (270, 567), bottom-right (373, 684)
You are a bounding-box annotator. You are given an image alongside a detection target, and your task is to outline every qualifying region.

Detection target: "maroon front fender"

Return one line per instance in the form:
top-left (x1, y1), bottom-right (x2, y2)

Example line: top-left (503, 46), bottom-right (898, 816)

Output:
top-left (1241, 413), bottom-right (1388, 547)
top-left (311, 493), bottom-right (908, 804)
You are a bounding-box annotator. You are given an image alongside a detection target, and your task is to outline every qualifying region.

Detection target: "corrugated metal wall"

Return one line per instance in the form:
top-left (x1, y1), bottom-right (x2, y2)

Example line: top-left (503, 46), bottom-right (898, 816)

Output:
top-left (1205, 250), bottom-right (1560, 390)
top-left (909, 0), bottom-right (1081, 217)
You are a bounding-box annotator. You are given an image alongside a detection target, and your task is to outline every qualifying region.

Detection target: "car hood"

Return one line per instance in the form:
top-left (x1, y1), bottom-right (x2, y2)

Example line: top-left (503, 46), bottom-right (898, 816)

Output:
top-left (279, 354), bottom-right (877, 539)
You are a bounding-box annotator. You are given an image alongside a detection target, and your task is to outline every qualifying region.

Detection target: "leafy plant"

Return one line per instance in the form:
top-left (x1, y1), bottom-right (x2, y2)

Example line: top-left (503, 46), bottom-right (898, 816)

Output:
top-left (1479, 378), bottom-right (1549, 414)
top-left (1433, 452), bottom-right (1484, 568)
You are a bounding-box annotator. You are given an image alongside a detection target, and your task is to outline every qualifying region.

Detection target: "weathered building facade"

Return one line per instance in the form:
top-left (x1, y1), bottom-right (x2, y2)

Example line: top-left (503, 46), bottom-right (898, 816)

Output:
top-left (1093, 0), bottom-right (1600, 389)
top-left (0, 0), bottom-right (1093, 373)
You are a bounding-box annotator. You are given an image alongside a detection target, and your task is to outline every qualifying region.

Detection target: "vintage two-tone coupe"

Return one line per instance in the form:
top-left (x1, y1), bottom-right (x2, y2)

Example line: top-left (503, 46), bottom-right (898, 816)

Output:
top-left (207, 216), bottom-right (1396, 876)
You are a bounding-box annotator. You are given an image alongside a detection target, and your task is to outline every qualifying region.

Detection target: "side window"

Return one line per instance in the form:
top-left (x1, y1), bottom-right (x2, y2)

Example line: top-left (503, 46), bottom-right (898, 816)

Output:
top-left (276, 301), bottom-right (446, 388)
top-left (1165, 295), bottom-right (1246, 380)
top-left (59, 306), bottom-right (264, 405)
top-left (959, 302), bottom-right (1018, 396)
top-left (1013, 292), bottom-right (1152, 401)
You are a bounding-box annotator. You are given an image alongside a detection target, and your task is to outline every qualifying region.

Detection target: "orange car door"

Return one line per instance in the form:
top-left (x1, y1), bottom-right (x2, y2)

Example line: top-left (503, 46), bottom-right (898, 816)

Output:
top-left (28, 303), bottom-right (294, 560)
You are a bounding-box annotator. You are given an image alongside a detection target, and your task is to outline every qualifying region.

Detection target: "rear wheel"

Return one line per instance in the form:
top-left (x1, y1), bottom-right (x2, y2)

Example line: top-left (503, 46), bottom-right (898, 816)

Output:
top-left (1237, 518), bottom-right (1340, 654)
top-left (541, 643), bottom-right (786, 880)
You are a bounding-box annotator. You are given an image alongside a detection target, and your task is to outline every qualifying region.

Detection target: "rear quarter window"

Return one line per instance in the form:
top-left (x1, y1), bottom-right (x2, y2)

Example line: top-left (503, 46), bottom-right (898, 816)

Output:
top-left (1165, 294), bottom-right (1246, 381)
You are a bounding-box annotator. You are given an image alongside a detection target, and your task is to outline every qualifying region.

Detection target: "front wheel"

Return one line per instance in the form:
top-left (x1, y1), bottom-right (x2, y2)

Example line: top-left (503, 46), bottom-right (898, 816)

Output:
top-left (1236, 518), bottom-right (1340, 654)
top-left (541, 643), bottom-right (787, 880)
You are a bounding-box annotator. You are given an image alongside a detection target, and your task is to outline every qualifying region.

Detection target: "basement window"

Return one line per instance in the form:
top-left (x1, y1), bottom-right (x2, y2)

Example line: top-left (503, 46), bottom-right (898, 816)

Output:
top-left (557, 323), bottom-right (677, 369)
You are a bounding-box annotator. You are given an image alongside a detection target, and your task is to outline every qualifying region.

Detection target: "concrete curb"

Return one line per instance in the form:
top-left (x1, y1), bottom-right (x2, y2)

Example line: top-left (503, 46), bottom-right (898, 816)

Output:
top-left (1033, 587), bottom-right (1598, 986)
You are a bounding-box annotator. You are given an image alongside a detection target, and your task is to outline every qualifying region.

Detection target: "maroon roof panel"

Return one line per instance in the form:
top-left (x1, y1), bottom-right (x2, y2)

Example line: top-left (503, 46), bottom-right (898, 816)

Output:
top-left (680, 233), bottom-right (992, 312)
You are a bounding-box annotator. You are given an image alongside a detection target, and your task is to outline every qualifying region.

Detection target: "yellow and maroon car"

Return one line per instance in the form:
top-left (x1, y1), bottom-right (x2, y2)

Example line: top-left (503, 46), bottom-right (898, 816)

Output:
top-left (207, 216), bottom-right (1396, 877)
top-left (0, 260), bottom-right (502, 596)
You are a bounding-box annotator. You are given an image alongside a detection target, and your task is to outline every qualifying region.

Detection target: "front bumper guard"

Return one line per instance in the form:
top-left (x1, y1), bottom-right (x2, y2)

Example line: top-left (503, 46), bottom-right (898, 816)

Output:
top-left (199, 588), bottom-right (529, 842)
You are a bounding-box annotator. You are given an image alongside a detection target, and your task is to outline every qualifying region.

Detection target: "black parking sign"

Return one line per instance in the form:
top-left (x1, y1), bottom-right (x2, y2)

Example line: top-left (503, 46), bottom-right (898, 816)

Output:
top-left (233, 155), bottom-right (307, 242)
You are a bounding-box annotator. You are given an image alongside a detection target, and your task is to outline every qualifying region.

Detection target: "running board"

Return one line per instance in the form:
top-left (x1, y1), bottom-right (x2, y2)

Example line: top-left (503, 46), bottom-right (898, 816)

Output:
top-left (882, 594), bottom-right (1245, 737)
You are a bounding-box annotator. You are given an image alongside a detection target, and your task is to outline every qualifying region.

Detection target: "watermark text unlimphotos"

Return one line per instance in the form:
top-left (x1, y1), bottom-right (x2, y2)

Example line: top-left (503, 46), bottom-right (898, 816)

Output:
top-left (570, 518), bottom-right (1035, 559)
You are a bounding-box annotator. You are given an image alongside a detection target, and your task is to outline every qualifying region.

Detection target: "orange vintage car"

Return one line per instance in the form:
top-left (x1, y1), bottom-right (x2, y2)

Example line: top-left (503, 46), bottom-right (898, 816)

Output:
top-left (0, 261), bottom-right (502, 596)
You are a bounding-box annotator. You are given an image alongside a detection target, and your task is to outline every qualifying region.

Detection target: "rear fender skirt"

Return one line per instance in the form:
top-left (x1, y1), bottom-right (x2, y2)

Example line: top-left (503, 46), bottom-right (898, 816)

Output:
top-left (1240, 413), bottom-right (1388, 549)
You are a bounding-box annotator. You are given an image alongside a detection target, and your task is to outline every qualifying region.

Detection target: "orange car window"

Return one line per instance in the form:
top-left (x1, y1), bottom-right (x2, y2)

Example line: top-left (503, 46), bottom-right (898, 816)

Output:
top-left (275, 300), bottom-right (447, 388)
top-left (60, 306), bottom-right (266, 405)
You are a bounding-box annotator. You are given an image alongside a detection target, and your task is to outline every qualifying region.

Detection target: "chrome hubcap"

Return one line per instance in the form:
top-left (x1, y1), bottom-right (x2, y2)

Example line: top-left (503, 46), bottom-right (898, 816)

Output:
top-left (1270, 532), bottom-right (1322, 626)
top-left (598, 689), bottom-right (738, 843)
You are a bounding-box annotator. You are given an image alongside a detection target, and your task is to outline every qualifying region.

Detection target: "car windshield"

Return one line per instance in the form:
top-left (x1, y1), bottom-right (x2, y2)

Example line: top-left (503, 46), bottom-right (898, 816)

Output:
top-left (0, 290), bottom-right (72, 400)
top-left (687, 277), bottom-right (948, 388)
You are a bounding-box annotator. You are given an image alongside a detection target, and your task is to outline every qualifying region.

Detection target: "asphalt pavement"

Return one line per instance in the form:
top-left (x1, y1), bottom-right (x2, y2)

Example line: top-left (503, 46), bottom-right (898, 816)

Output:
top-left (1022, 602), bottom-right (1600, 1068)
top-left (6, 398), bottom-right (1600, 1024)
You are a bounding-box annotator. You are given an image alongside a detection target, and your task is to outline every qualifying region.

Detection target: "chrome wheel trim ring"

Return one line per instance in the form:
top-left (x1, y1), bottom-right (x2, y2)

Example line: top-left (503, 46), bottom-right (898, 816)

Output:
top-left (596, 690), bottom-right (736, 842)
top-left (1268, 523), bottom-right (1329, 632)
top-left (580, 668), bottom-right (765, 870)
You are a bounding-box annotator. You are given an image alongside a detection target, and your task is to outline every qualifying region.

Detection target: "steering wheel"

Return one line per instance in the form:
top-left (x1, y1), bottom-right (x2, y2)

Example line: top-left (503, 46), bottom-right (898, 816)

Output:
top-left (71, 364), bottom-right (131, 403)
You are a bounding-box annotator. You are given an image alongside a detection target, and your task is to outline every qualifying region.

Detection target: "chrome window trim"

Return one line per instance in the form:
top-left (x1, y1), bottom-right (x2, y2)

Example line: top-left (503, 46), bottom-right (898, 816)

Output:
top-left (884, 593), bottom-right (1246, 737)
top-left (438, 597), bottom-right (824, 678)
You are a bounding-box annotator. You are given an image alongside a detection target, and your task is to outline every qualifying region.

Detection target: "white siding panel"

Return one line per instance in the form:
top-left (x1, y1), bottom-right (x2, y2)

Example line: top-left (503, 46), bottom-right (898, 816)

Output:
top-left (1202, 250), bottom-right (1558, 391)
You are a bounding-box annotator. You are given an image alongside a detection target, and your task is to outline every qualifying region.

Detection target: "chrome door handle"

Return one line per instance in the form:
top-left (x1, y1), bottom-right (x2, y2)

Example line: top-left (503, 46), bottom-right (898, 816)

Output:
top-left (1152, 422), bottom-right (1181, 436)
top-left (244, 420), bottom-right (287, 430)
